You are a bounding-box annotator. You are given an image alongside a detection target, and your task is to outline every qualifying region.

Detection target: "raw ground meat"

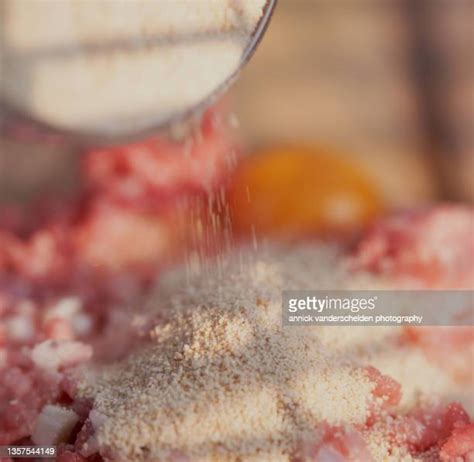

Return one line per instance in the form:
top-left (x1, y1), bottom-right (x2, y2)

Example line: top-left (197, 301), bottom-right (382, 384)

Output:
top-left (353, 205), bottom-right (474, 387)
top-left (83, 111), bottom-right (235, 211)
top-left (440, 424), bottom-right (474, 461)
top-left (350, 204), bottom-right (474, 288)
top-left (0, 117), bottom-right (472, 461)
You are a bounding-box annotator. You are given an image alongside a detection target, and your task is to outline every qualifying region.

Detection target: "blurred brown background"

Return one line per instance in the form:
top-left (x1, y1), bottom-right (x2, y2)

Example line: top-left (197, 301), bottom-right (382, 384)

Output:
top-left (1, 0), bottom-right (473, 206)
top-left (231, 0), bottom-right (473, 206)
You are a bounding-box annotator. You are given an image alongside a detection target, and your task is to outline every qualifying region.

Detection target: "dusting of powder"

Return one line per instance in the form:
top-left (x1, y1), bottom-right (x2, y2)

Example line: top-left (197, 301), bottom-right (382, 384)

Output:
top-left (79, 245), bottom-right (377, 462)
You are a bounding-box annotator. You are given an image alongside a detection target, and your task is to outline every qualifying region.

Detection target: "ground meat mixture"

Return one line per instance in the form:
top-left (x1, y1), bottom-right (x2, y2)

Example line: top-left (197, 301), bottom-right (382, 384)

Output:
top-left (0, 112), bottom-right (472, 461)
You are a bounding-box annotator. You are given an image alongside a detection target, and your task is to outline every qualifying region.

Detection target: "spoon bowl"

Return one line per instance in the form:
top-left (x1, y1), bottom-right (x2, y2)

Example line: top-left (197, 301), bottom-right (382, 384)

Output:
top-left (0, 0), bottom-right (277, 145)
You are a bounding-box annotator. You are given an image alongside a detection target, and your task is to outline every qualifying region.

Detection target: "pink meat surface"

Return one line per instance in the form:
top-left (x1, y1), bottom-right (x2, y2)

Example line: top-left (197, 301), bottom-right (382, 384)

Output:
top-left (83, 111), bottom-right (234, 211)
top-left (351, 204), bottom-right (474, 288)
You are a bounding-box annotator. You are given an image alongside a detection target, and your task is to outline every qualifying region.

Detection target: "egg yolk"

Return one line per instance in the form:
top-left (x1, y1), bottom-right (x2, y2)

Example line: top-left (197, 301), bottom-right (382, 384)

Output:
top-left (228, 147), bottom-right (384, 238)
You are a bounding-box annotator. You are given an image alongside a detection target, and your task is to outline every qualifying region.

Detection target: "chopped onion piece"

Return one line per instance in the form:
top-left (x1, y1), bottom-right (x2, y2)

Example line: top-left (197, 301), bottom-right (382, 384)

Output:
top-left (7, 315), bottom-right (35, 341)
top-left (32, 405), bottom-right (79, 446)
top-left (32, 340), bottom-right (92, 371)
top-left (45, 297), bottom-right (82, 320)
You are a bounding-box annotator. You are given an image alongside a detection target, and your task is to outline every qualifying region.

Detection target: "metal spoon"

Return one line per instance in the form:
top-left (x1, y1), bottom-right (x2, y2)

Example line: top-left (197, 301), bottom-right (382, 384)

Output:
top-left (0, 0), bottom-right (276, 145)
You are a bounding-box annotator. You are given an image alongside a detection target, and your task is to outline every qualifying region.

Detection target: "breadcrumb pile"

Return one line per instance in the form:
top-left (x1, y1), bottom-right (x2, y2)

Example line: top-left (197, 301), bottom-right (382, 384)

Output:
top-left (79, 243), bottom-right (473, 462)
top-left (80, 246), bottom-right (378, 462)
